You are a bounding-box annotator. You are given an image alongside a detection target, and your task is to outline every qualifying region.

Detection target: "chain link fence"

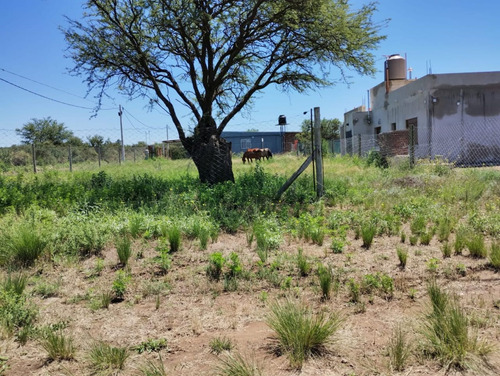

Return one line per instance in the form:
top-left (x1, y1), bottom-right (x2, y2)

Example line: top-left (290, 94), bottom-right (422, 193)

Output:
top-left (0, 143), bottom-right (186, 173)
top-left (341, 118), bottom-right (500, 167)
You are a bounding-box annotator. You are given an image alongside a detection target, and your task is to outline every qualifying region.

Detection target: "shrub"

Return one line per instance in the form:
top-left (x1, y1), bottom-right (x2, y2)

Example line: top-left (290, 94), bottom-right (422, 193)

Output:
top-left (421, 282), bottom-right (493, 371)
top-left (330, 238), bottom-right (345, 254)
top-left (490, 241), bottom-right (500, 269)
top-left (266, 297), bottom-right (343, 369)
top-left (133, 338), bottom-right (168, 354)
top-left (216, 353), bottom-right (263, 376)
top-left (253, 218), bottom-right (282, 253)
top-left (40, 330), bottom-right (75, 361)
top-left (89, 341), bottom-right (129, 372)
top-left (112, 270), bottom-right (130, 301)
top-left (0, 289), bottom-right (37, 336)
top-left (207, 252), bottom-right (225, 282)
top-left (410, 215), bottom-right (427, 236)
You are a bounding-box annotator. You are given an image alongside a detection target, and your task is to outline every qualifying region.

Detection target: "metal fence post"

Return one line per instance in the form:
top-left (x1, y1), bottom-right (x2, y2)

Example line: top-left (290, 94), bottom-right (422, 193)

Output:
top-left (98, 145), bottom-right (101, 168)
top-left (31, 143), bottom-right (37, 174)
top-left (409, 124), bottom-right (415, 168)
top-left (68, 145), bottom-right (73, 172)
top-left (358, 134), bottom-right (362, 157)
top-left (118, 147), bottom-right (121, 165)
top-left (313, 107), bottom-right (323, 198)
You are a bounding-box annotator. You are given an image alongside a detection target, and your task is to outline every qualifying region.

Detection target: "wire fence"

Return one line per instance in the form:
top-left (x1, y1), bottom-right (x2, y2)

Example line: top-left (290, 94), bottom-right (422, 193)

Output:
top-left (0, 143), bottom-right (190, 173)
top-left (341, 118), bottom-right (500, 167)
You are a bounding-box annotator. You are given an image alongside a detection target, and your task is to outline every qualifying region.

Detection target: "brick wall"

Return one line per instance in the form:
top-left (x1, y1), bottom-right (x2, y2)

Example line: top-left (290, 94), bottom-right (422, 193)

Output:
top-left (377, 130), bottom-right (409, 156)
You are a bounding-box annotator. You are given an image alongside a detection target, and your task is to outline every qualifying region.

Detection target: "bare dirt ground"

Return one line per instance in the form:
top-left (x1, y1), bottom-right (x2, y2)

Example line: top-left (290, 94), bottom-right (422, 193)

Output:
top-left (2, 229), bottom-right (500, 376)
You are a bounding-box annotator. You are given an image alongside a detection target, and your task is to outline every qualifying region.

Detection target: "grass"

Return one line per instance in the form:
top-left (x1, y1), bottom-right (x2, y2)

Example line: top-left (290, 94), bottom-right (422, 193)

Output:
top-left (387, 324), bottom-right (411, 372)
top-left (490, 241), bottom-right (500, 269)
top-left (139, 355), bottom-right (167, 376)
top-left (216, 353), bottom-right (263, 376)
top-left (396, 246), bottom-right (408, 268)
top-left (1, 273), bottom-right (28, 295)
top-left (467, 234), bottom-right (487, 258)
top-left (40, 330), bottom-right (75, 361)
top-left (296, 248), bottom-right (311, 277)
top-left (360, 222), bottom-right (377, 249)
top-left (421, 281), bottom-right (493, 371)
top-left (317, 264), bottom-right (333, 300)
top-left (210, 336), bottom-right (234, 355)
top-left (88, 341), bottom-right (129, 372)
top-left (266, 297), bottom-right (343, 368)
top-left (115, 236), bottom-right (132, 266)
top-left (1, 225), bottom-right (46, 267)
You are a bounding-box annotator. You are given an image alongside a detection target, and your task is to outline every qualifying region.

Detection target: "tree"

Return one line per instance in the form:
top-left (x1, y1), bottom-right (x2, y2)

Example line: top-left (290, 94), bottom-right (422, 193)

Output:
top-left (16, 117), bottom-right (75, 145)
top-left (64, 0), bottom-right (385, 184)
top-left (298, 118), bottom-right (341, 141)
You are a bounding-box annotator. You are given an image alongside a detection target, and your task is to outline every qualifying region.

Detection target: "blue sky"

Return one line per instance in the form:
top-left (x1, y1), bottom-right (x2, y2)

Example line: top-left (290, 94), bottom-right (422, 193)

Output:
top-left (1, 0), bottom-right (499, 147)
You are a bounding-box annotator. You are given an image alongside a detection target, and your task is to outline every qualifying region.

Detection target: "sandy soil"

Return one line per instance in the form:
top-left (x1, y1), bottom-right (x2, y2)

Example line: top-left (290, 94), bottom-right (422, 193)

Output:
top-left (1, 229), bottom-right (499, 376)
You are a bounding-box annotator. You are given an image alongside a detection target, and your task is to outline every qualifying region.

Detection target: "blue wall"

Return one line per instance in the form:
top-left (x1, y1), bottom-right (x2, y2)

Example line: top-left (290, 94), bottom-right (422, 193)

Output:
top-left (221, 131), bottom-right (283, 153)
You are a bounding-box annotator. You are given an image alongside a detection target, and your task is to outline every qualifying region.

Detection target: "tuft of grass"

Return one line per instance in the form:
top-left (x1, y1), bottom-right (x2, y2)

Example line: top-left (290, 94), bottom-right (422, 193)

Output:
top-left (115, 236), bottom-right (132, 266)
top-left (88, 341), bottom-right (129, 372)
top-left (387, 324), bottom-right (411, 372)
top-left (361, 222), bottom-right (377, 249)
top-left (489, 241), bottom-right (500, 269)
top-left (467, 234), bottom-right (487, 258)
top-left (317, 264), bottom-right (333, 300)
top-left (421, 281), bottom-right (493, 371)
top-left (441, 242), bottom-right (452, 258)
top-left (40, 330), bottom-right (75, 361)
top-left (419, 231), bottom-right (432, 246)
top-left (267, 297), bottom-right (343, 369)
top-left (409, 235), bottom-right (418, 246)
top-left (2, 226), bottom-right (46, 268)
top-left (139, 355), bottom-right (167, 376)
top-left (396, 246), bottom-right (408, 268)
top-left (454, 226), bottom-right (468, 255)
top-left (1, 273), bottom-right (28, 295)
top-left (210, 336), bottom-right (234, 355)
top-left (348, 278), bottom-right (361, 303)
top-left (216, 352), bottom-right (263, 376)
top-left (296, 248), bottom-right (311, 277)
top-left (167, 225), bottom-right (182, 253)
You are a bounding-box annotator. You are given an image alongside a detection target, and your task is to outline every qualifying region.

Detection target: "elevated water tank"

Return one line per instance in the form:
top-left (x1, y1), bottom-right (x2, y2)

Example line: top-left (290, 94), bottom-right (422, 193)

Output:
top-left (384, 54), bottom-right (406, 81)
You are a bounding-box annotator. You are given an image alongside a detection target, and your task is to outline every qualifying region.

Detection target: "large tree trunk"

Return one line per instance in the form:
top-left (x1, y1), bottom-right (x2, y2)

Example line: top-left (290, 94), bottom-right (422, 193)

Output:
top-left (183, 115), bottom-right (234, 185)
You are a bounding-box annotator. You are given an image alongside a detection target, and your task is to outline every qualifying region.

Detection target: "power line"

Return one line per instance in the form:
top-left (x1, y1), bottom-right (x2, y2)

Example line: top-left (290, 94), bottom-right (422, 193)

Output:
top-left (0, 77), bottom-right (99, 110)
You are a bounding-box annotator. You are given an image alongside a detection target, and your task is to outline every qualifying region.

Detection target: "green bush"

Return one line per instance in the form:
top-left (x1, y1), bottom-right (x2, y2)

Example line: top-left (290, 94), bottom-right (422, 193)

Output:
top-left (317, 264), bottom-right (333, 300)
top-left (396, 246), bottom-right (408, 268)
top-left (1, 225), bottom-right (46, 267)
top-left (207, 252), bottom-right (225, 282)
top-left (360, 222), bottom-right (377, 249)
top-left (115, 236), bottom-right (132, 266)
top-left (467, 234), bottom-right (487, 258)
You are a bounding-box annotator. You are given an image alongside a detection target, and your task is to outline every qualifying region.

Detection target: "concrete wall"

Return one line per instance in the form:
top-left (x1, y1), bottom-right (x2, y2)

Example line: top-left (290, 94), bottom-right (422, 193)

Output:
top-left (344, 71), bottom-right (500, 162)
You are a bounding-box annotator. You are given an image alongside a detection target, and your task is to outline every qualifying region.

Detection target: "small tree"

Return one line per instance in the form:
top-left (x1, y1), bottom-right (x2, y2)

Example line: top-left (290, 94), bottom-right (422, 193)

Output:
top-left (64, 0), bottom-right (385, 184)
top-left (296, 118), bottom-right (341, 153)
top-left (16, 117), bottom-right (75, 145)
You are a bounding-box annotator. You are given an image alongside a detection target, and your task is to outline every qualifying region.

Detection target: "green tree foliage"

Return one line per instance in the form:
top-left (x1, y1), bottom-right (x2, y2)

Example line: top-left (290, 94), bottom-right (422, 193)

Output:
top-left (16, 117), bottom-right (77, 145)
top-left (64, 0), bottom-right (386, 184)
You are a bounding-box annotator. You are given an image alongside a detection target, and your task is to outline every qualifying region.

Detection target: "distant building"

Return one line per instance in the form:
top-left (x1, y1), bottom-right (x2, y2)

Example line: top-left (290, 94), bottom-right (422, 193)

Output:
top-left (341, 54), bottom-right (500, 165)
top-left (221, 131), bottom-right (299, 154)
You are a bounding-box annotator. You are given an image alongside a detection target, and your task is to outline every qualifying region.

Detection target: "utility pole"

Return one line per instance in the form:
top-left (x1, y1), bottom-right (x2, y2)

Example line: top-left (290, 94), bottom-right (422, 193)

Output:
top-left (118, 105), bottom-right (125, 162)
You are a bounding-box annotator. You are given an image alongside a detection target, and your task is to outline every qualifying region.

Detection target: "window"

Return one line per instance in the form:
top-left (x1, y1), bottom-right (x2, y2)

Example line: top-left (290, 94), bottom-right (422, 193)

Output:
top-left (241, 138), bottom-right (252, 150)
top-left (375, 126), bottom-right (382, 135)
top-left (405, 118), bottom-right (418, 144)
top-left (391, 122), bottom-right (396, 131)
